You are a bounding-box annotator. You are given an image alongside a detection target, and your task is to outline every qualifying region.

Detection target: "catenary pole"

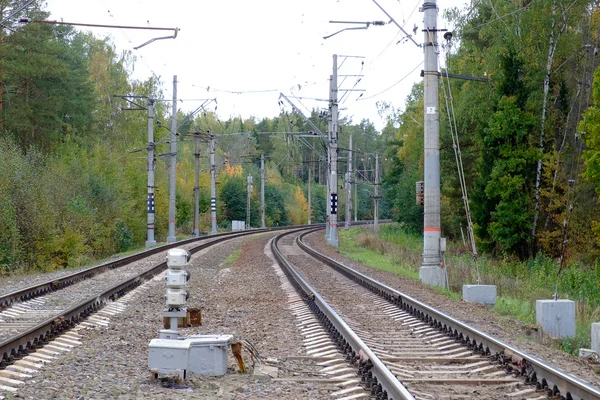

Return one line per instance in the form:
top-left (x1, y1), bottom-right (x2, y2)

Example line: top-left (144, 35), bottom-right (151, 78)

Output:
top-left (345, 135), bottom-right (353, 229)
top-left (193, 131), bottom-right (201, 237)
top-left (420, 1), bottom-right (442, 283)
top-left (374, 152), bottom-right (379, 231)
top-left (327, 54), bottom-right (339, 247)
top-left (308, 161), bottom-right (312, 225)
top-left (145, 99), bottom-right (157, 247)
top-left (354, 153), bottom-right (358, 222)
top-left (167, 75), bottom-right (178, 243)
top-left (210, 133), bottom-right (218, 234)
top-left (246, 175), bottom-right (253, 229)
top-left (325, 81), bottom-right (332, 240)
top-left (261, 154), bottom-right (265, 228)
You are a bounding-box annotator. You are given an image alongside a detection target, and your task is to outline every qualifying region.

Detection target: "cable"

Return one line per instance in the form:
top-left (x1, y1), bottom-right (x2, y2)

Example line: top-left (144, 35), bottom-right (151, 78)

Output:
top-left (440, 46), bottom-right (477, 263)
top-left (190, 82), bottom-right (318, 96)
top-left (340, 62), bottom-right (364, 105)
top-left (98, 1), bottom-right (172, 99)
top-left (358, 61), bottom-right (423, 101)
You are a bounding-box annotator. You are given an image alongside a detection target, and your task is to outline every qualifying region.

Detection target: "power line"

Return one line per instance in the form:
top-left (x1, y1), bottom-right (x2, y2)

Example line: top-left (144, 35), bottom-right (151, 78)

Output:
top-left (190, 82), bottom-right (318, 96)
top-left (97, 2), bottom-right (173, 99)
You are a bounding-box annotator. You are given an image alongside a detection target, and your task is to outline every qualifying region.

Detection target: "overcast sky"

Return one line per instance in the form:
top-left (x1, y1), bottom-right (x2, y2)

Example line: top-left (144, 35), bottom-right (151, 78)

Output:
top-left (46, 0), bottom-right (467, 131)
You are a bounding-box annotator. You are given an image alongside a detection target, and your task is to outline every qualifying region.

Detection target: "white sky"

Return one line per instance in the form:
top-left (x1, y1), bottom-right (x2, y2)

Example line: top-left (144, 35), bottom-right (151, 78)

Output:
top-left (46, 0), bottom-right (467, 131)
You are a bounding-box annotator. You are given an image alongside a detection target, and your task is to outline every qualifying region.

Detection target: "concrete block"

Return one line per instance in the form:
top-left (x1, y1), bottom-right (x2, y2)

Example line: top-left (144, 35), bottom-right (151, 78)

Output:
top-left (462, 285), bottom-right (496, 305)
top-left (591, 323), bottom-right (600, 355)
top-left (419, 266), bottom-right (447, 289)
top-left (535, 299), bottom-right (576, 338)
top-left (254, 364), bottom-right (278, 379)
top-left (579, 348), bottom-right (597, 358)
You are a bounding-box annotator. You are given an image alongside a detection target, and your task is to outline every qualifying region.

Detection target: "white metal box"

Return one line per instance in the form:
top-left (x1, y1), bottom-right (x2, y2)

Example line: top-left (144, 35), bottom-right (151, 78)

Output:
top-left (167, 248), bottom-right (189, 269)
top-left (187, 334), bottom-right (233, 375)
top-left (166, 288), bottom-right (188, 306)
top-left (148, 338), bottom-right (190, 378)
top-left (166, 269), bottom-right (188, 288)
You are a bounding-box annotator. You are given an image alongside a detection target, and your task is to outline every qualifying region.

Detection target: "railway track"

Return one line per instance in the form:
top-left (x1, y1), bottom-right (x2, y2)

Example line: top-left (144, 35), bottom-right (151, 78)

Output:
top-left (0, 228), bottom-right (282, 391)
top-left (271, 229), bottom-right (600, 400)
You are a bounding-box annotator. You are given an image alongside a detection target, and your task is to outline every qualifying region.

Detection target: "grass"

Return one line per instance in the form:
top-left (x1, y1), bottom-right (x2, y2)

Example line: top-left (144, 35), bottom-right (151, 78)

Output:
top-left (338, 228), bottom-right (419, 279)
top-left (337, 223), bottom-right (599, 355)
top-left (222, 249), bottom-right (241, 267)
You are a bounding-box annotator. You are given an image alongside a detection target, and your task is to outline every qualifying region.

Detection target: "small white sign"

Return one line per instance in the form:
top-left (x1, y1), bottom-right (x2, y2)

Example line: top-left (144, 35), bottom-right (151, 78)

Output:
top-left (427, 107), bottom-right (437, 114)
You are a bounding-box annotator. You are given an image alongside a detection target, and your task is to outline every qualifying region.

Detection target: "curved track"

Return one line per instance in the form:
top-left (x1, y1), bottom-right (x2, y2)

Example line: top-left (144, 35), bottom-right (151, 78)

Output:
top-left (0, 228), bottom-right (279, 370)
top-left (271, 228), bottom-right (600, 400)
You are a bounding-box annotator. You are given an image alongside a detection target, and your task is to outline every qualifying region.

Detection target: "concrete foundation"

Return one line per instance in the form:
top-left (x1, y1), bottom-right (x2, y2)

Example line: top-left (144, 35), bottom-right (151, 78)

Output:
top-left (462, 285), bottom-right (496, 305)
top-left (535, 299), bottom-right (576, 338)
top-left (591, 323), bottom-right (600, 355)
top-left (419, 266), bottom-right (447, 289)
top-left (579, 348), bottom-right (597, 358)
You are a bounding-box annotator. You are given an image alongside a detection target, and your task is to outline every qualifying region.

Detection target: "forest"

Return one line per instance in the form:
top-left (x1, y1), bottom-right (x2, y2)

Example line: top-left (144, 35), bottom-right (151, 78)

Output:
top-left (1, 0), bottom-right (600, 275)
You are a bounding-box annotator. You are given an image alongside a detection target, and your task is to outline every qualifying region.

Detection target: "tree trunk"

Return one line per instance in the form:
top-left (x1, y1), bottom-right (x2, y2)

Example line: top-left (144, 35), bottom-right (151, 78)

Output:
top-left (544, 83), bottom-right (581, 230)
top-left (0, 4), bottom-right (4, 130)
top-left (532, 0), bottom-right (564, 247)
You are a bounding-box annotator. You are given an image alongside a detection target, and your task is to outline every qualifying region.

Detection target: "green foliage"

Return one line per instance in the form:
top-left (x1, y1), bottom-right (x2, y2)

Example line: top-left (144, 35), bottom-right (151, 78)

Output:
top-left (220, 176), bottom-right (246, 222)
top-left (352, 224), bottom-right (598, 354)
top-left (114, 220), bottom-right (133, 253)
top-left (383, 84), bottom-right (424, 232)
top-left (481, 96), bottom-right (537, 256)
top-left (1, 22), bottom-right (96, 149)
top-left (493, 297), bottom-right (536, 324)
top-left (337, 228), bottom-right (419, 280)
top-left (265, 184), bottom-right (289, 226)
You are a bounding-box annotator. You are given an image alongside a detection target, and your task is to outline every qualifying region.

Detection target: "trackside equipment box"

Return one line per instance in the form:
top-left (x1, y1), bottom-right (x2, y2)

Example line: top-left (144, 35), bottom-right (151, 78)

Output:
top-left (148, 338), bottom-right (190, 378)
top-left (188, 334), bottom-right (233, 375)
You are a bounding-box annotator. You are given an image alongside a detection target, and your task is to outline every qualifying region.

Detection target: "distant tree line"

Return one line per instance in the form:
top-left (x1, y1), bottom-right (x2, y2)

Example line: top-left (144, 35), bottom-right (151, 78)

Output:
top-left (383, 0), bottom-right (600, 264)
top-left (0, 1), bottom-right (388, 273)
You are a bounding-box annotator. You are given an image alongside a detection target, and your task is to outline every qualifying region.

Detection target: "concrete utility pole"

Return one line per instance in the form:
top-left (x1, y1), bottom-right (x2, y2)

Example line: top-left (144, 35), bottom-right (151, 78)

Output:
top-left (260, 155), bottom-right (265, 228)
top-left (420, 0), bottom-right (444, 287)
top-left (246, 175), bottom-right (253, 229)
top-left (192, 132), bottom-right (201, 237)
top-left (326, 101), bottom-right (332, 240)
top-left (345, 135), bottom-right (353, 229)
top-left (327, 55), bottom-right (339, 248)
top-left (167, 75), bottom-right (178, 243)
top-left (308, 164), bottom-right (312, 225)
top-left (145, 99), bottom-right (157, 248)
top-left (209, 133), bottom-right (218, 235)
top-left (374, 152), bottom-right (380, 232)
top-left (354, 153), bottom-right (358, 222)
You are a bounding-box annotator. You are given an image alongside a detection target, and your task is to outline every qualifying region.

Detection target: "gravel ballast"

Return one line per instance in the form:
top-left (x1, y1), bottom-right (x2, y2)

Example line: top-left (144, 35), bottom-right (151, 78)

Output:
top-left (305, 229), bottom-right (600, 388)
top-left (12, 232), bottom-right (339, 399)
top-left (6, 227), bottom-right (600, 399)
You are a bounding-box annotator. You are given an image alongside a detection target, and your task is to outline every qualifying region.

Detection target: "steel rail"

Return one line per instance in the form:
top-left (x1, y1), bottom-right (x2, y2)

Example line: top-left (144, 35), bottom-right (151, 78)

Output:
top-left (0, 229), bottom-right (276, 369)
top-left (0, 230), bottom-right (270, 310)
top-left (271, 229), bottom-right (414, 400)
top-left (297, 232), bottom-right (600, 400)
